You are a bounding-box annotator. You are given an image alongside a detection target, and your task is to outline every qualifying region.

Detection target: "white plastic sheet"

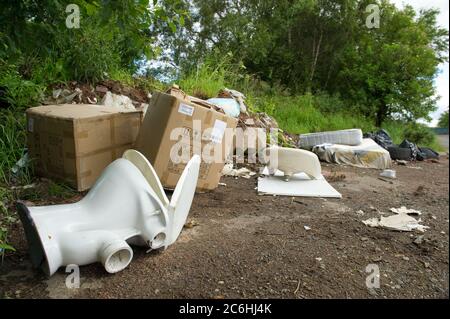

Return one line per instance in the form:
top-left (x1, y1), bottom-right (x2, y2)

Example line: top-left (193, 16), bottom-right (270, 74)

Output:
top-left (257, 167), bottom-right (341, 198)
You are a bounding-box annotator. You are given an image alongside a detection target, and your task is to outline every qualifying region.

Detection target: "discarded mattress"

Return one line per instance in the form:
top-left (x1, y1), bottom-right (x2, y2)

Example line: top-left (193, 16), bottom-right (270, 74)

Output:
top-left (311, 138), bottom-right (391, 169)
top-left (257, 167), bottom-right (341, 198)
top-left (299, 129), bottom-right (363, 149)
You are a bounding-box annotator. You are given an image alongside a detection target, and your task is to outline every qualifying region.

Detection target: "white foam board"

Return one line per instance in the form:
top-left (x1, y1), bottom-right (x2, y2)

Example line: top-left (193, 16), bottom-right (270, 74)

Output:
top-left (257, 167), bottom-right (342, 198)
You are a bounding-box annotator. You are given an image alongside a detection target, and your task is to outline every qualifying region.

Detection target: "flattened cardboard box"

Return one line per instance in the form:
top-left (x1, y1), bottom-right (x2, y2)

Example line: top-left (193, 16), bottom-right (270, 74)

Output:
top-left (135, 91), bottom-right (237, 191)
top-left (27, 104), bottom-right (142, 191)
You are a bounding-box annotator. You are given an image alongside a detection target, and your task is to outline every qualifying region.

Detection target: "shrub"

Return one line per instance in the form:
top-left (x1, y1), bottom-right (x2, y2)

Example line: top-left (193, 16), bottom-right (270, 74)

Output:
top-left (404, 123), bottom-right (435, 146)
top-left (0, 60), bottom-right (44, 109)
top-left (179, 53), bottom-right (245, 99)
top-left (0, 110), bottom-right (30, 184)
top-left (0, 187), bottom-right (16, 255)
top-left (62, 23), bottom-right (121, 83)
top-left (438, 110), bottom-right (449, 128)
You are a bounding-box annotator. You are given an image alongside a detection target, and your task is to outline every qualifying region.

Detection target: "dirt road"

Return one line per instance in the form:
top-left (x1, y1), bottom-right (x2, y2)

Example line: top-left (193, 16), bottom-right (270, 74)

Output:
top-left (1, 159), bottom-right (448, 299)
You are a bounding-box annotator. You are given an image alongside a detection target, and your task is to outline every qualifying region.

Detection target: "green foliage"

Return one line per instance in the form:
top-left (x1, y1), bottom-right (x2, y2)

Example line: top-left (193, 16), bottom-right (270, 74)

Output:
top-left (62, 22), bottom-right (121, 83)
top-left (109, 69), bottom-right (136, 87)
top-left (162, 0), bottom-right (448, 125)
top-left (337, 1), bottom-right (447, 125)
top-left (0, 110), bottom-right (30, 185)
top-left (0, 60), bottom-right (45, 109)
top-left (266, 95), bottom-right (375, 134)
top-left (438, 110), bottom-right (449, 128)
top-left (0, 0), bottom-right (186, 84)
top-left (177, 53), bottom-right (441, 151)
top-left (179, 54), bottom-right (245, 98)
top-left (404, 123), bottom-right (436, 146)
top-left (381, 121), bottom-right (442, 151)
top-left (48, 181), bottom-right (77, 199)
top-left (0, 187), bottom-right (16, 255)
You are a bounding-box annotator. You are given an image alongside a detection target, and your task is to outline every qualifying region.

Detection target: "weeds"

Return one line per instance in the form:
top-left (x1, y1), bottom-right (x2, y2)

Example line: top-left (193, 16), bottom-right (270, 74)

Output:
top-left (47, 181), bottom-right (77, 199)
top-left (0, 110), bottom-right (30, 185)
top-left (178, 60), bottom-right (443, 150)
top-left (179, 53), bottom-right (245, 99)
top-left (0, 187), bottom-right (16, 257)
top-left (0, 60), bottom-right (45, 109)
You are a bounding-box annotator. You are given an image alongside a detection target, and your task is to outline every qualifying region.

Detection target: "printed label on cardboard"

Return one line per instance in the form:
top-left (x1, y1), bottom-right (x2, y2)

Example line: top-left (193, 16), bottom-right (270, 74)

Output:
top-left (211, 119), bottom-right (227, 144)
top-left (178, 103), bottom-right (194, 116)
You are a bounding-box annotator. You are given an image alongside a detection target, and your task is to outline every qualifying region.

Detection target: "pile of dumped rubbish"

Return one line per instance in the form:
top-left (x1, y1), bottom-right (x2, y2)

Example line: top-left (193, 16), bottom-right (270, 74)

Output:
top-left (298, 128), bottom-right (392, 169)
top-left (14, 81), bottom-right (440, 279)
top-left (43, 80), bottom-right (151, 113)
top-left (364, 129), bottom-right (440, 162)
top-left (297, 128), bottom-right (440, 170)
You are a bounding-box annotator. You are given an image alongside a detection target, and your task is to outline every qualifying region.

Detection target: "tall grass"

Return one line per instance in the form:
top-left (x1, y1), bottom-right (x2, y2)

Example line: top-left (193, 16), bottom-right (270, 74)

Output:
top-left (0, 110), bottom-right (31, 185)
top-left (0, 186), bottom-right (16, 255)
top-left (179, 54), bottom-right (245, 99)
top-left (178, 60), bottom-right (443, 150)
top-left (257, 95), bottom-right (376, 134)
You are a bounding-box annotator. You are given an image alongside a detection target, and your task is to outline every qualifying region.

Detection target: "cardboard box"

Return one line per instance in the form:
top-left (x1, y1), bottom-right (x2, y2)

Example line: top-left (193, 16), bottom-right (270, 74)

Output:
top-left (27, 104), bottom-right (142, 191)
top-left (134, 91), bottom-right (238, 191)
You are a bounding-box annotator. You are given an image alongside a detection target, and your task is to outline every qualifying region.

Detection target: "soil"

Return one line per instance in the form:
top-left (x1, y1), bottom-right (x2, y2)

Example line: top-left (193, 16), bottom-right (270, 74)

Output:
top-left (0, 159), bottom-right (448, 299)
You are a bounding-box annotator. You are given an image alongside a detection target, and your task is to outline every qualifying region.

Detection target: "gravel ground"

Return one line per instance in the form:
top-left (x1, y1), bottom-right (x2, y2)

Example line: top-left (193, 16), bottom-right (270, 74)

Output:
top-left (1, 158), bottom-right (448, 299)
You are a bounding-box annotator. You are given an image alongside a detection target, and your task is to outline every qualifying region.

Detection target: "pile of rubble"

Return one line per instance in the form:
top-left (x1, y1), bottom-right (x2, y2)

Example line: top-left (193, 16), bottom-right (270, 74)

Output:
top-left (43, 80), bottom-right (151, 113)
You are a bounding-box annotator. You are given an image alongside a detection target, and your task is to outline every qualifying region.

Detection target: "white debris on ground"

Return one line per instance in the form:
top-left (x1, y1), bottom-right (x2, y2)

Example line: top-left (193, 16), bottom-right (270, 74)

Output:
top-left (222, 88), bottom-right (248, 114)
top-left (47, 88), bottom-right (82, 104)
top-left (100, 91), bottom-right (136, 111)
top-left (362, 206), bottom-right (429, 232)
top-left (380, 169), bottom-right (396, 179)
top-left (356, 210), bottom-right (365, 216)
top-left (221, 163), bottom-right (256, 179)
top-left (42, 82), bottom-right (151, 114)
top-left (389, 206), bottom-right (421, 215)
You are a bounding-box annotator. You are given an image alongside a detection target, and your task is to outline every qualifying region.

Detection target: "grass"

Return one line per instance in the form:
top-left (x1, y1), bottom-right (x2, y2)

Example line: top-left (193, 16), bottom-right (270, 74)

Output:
top-left (0, 186), bottom-right (16, 256)
top-left (178, 62), bottom-right (444, 150)
top-left (0, 110), bottom-right (31, 185)
top-left (242, 94), bottom-right (443, 150)
top-left (47, 181), bottom-right (77, 199)
top-left (257, 95), bottom-right (375, 134)
top-left (178, 55), bottom-right (244, 99)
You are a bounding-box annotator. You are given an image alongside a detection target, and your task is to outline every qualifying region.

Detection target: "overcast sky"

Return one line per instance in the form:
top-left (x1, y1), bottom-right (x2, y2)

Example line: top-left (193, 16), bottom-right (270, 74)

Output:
top-left (391, 0), bottom-right (449, 126)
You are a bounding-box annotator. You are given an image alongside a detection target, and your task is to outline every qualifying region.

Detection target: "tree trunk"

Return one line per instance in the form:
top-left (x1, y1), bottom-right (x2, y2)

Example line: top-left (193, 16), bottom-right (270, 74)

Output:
top-left (376, 105), bottom-right (387, 127)
top-left (309, 29), bottom-right (323, 90)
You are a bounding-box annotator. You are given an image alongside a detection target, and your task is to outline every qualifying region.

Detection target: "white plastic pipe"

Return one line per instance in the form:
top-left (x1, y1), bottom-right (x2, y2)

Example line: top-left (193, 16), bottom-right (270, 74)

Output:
top-left (18, 150), bottom-right (200, 276)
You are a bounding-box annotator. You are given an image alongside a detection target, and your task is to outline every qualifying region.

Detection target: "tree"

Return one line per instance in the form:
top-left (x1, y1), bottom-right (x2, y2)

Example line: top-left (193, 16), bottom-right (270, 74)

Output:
top-left (160, 0), bottom-right (361, 92)
top-left (0, 0), bottom-right (185, 82)
top-left (336, 0), bottom-right (448, 126)
top-left (159, 0), bottom-right (448, 126)
top-left (438, 110), bottom-right (449, 128)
